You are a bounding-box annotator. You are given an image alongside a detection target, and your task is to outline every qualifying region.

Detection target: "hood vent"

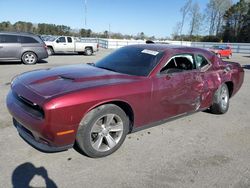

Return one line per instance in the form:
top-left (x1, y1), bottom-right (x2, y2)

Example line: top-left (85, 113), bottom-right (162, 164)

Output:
top-left (59, 75), bottom-right (75, 81)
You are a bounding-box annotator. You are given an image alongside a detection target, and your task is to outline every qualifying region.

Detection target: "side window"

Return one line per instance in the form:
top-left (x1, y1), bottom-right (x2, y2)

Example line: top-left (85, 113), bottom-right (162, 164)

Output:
top-left (195, 54), bottom-right (209, 69)
top-left (57, 37), bottom-right (66, 43)
top-left (67, 37), bottom-right (72, 43)
top-left (160, 54), bottom-right (195, 74)
top-left (0, 35), bottom-right (18, 43)
top-left (20, 36), bottom-right (39, 43)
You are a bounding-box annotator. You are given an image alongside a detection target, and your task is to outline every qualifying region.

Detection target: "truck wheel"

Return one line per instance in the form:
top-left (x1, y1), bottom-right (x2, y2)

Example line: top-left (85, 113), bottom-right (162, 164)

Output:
top-left (76, 104), bottom-right (129, 158)
top-left (22, 52), bottom-right (37, 65)
top-left (210, 83), bottom-right (229, 114)
top-left (47, 47), bottom-right (54, 55)
top-left (85, 48), bottom-right (93, 56)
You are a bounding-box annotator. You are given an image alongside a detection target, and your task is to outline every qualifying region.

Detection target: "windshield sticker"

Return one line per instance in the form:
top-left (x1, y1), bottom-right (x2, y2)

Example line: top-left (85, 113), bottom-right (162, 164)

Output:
top-left (141, 49), bottom-right (159, 56)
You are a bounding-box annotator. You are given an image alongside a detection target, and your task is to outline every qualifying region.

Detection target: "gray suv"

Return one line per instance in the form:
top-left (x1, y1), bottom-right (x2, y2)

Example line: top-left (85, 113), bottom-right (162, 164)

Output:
top-left (0, 32), bottom-right (48, 64)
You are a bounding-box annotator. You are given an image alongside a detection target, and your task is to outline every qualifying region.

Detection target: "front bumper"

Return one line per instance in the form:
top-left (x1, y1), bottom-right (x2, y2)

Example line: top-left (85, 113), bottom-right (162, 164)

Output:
top-left (14, 119), bottom-right (73, 152)
top-left (7, 90), bottom-right (77, 151)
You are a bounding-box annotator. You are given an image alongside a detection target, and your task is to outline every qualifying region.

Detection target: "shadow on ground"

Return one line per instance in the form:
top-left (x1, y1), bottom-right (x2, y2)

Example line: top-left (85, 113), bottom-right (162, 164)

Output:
top-left (52, 53), bottom-right (90, 56)
top-left (0, 60), bottom-right (48, 65)
top-left (12, 162), bottom-right (57, 188)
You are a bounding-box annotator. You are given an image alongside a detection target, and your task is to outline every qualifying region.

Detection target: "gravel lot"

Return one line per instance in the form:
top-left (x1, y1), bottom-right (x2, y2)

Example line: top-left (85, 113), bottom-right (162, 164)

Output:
top-left (0, 50), bottom-right (250, 188)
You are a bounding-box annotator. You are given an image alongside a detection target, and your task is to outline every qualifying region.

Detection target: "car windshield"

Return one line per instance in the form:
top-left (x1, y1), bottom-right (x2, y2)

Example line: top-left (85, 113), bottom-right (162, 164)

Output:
top-left (95, 46), bottom-right (164, 76)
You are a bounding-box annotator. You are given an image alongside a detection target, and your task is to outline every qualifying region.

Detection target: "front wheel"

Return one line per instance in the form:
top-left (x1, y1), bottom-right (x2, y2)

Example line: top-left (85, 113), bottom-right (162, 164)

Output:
top-left (76, 104), bottom-right (129, 158)
top-left (22, 52), bottom-right (37, 65)
top-left (85, 48), bottom-right (93, 56)
top-left (210, 83), bottom-right (229, 114)
top-left (47, 47), bottom-right (54, 55)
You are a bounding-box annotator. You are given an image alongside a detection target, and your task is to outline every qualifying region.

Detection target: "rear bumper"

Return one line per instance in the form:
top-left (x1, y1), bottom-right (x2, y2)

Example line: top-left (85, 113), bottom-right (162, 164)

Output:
top-left (14, 119), bottom-right (73, 152)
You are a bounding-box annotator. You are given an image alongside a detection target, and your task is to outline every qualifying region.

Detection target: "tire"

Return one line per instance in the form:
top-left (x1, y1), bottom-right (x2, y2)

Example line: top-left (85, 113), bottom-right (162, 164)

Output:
top-left (85, 47), bottom-right (93, 56)
top-left (227, 54), bottom-right (232, 59)
top-left (210, 83), bottom-right (229, 114)
top-left (22, 52), bottom-right (37, 65)
top-left (47, 47), bottom-right (54, 55)
top-left (76, 104), bottom-right (129, 158)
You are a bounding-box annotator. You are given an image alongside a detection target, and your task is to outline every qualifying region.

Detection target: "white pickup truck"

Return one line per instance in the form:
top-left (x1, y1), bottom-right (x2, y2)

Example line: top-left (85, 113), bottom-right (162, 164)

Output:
top-left (44, 36), bottom-right (99, 56)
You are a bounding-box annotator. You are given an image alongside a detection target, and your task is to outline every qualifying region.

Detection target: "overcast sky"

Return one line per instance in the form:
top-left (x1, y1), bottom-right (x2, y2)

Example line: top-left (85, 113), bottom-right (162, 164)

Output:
top-left (0, 0), bottom-right (239, 38)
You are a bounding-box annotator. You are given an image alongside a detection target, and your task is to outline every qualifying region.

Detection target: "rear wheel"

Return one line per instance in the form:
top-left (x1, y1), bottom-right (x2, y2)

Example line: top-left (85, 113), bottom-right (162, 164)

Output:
top-left (227, 54), bottom-right (232, 59)
top-left (85, 47), bottom-right (93, 56)
top-left (210, 83), bottom-right (229, 114)
top-left (22, 52), bottom-right (37, 65)
top-left (76, 104), bottom-right (129, 158)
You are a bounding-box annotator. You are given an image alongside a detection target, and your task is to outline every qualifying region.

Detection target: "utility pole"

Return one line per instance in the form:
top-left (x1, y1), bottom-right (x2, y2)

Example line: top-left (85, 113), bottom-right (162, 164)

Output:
top-left (109, 24), bottom-right (111, 38)
top-left (84, 0), bottom-right (87, 27)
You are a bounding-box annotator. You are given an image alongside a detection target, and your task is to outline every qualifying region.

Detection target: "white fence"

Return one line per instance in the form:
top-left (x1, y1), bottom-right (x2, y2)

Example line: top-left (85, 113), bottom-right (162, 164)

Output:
top-left (95, 39), bottom-right (250, 54)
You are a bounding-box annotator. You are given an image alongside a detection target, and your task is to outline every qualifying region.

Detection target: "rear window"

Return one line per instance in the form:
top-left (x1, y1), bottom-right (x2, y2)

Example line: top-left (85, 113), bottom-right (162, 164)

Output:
top-left (0, 35), bottom-right (18, 43)
top-left (20, 36), bottom-right (39, 43)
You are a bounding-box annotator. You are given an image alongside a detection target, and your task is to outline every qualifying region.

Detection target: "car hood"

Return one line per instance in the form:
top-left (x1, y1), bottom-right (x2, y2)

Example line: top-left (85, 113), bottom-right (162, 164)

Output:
top-left (14, 64), bottom-right (141, 98)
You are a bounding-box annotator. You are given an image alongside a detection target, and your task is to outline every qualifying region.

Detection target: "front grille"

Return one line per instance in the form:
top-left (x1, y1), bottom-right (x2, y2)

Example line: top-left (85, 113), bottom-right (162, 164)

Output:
top-left (13, 92), bottom-right (45, 119)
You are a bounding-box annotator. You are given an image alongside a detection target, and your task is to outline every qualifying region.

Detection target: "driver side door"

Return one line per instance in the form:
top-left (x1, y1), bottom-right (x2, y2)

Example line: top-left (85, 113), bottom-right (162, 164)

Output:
top-left (150, 54), bottom-right (204, 122)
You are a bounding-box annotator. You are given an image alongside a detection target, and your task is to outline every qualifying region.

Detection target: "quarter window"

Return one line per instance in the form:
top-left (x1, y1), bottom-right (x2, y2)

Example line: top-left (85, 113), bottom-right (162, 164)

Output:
top-left (195, 54), bottom-right (209, 69)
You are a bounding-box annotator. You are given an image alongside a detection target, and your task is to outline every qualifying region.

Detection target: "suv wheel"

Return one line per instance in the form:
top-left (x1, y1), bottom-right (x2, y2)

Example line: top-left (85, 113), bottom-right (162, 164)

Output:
top-left (22, 52), bottom-right (37, 65)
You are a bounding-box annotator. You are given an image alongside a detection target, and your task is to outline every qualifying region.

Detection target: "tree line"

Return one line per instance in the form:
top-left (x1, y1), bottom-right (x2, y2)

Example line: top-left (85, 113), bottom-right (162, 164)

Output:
top-left (0, 21), bottom-right (154, 40)
top-left (173, 0), bottom-right (250, 42)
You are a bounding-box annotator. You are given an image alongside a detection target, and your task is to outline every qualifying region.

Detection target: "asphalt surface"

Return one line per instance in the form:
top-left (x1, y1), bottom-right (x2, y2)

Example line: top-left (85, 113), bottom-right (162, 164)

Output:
top-left (0, 50), bottom-right (250, 188)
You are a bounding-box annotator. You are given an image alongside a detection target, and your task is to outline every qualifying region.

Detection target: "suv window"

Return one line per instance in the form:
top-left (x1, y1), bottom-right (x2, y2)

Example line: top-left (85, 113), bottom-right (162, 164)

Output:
top-left (57, 37), bottom-right (66, 43)
top-left (195, 54), bottom-right (209, 69)
top-left (67, 37), bottom-right (72, 43)
top-left (160, 54), bottom-right (195, 74)
top-left (0, 35), bottom-right (18, 43)
top-left (20, 36), bottom-right (39, 43)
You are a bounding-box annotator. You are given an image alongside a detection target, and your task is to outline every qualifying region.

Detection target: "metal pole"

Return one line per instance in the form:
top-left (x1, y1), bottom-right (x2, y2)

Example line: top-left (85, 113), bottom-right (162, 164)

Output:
top-left (84, 0), bottom-right (87, 27)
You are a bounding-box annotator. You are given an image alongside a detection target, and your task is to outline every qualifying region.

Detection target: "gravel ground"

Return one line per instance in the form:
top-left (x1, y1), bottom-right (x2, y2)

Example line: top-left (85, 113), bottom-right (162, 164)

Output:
top-left (0, 50), bottom-right (250, 188)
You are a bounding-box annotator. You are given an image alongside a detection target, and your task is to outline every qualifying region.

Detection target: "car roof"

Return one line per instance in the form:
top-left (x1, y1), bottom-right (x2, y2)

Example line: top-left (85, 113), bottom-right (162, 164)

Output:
top-left (0, 31), bottom-right (37, 37)
top-left (128, 44), bottom-right (210, 54)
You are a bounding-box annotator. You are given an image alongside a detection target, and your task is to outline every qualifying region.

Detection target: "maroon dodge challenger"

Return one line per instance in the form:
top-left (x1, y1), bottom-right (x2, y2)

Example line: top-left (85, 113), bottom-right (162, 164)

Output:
top-left (7, 44), bottom-right (244, 157)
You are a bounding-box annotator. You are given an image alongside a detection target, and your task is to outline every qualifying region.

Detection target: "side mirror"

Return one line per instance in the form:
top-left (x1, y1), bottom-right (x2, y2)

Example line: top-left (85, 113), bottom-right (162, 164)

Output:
top-left (56, 40), bottom-right (59, 43)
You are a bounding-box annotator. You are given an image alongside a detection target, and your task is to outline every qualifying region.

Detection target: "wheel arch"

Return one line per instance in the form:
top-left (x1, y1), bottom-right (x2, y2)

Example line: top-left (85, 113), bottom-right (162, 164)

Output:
top-left (225, 81), bottom-right (234, 98)
top-left (47, 45), bottom-right (54, 51)
top-left (85, 46), bottom-right (93, 51)
top-left (84, 100), bottom-right (135, 133)
top-left (21, 50), bottom-right (38, 58)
